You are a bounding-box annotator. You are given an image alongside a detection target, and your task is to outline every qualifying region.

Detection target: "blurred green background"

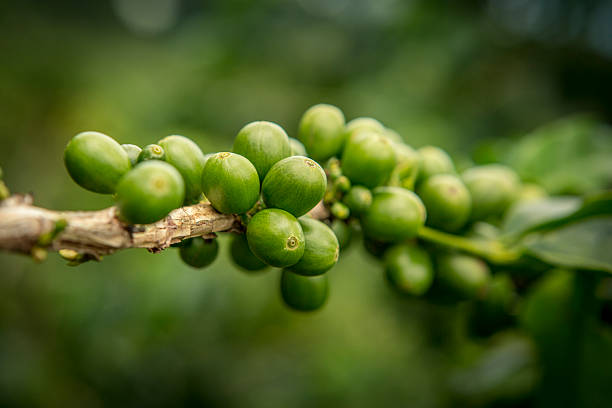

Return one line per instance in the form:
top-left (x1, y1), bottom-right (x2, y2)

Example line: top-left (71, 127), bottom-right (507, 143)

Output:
top-left (1, 1), bottom-right (612, 407)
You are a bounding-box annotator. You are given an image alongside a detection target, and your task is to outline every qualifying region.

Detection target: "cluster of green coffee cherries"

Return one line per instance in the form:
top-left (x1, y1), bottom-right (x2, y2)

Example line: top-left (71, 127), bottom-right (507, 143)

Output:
top-left (64, 103), bottom-right (527, 313)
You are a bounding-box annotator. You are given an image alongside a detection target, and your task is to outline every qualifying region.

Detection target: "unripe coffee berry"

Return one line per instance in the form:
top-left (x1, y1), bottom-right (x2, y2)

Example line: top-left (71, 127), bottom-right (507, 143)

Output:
top-left (179, 237), bottom-right (219, 268)
top-left (202, 152), bottom-right (260, 214)
top-left (246, 209), bottom-right (305, 268)
top-left (262, 156), bottom-right (326, 217)
top-left (280, 270), bottom-right (329, 312)
top-left (361, 187), bottom-right (426, 242)
top-left (158, 135), bottom-right (206, 203)
top-left (417, 174), bottom-right (471, 232)
top-left (137, 144), bottom-right (166, 163)
top-left (233, 121), bottom-right (291, 181)
top-left (115, 161), bottom-right (185, 224)
top-left (64, 131), bottom-right (131, 194)
top-left (297, 104), bottom-right (346, 162)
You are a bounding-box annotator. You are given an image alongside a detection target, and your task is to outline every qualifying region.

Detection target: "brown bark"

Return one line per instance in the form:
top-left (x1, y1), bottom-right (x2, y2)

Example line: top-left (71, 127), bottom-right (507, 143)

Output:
top-left (0, 195), bottom-right (330, 260)
top-left (0, 194), bottom-right (240, 258)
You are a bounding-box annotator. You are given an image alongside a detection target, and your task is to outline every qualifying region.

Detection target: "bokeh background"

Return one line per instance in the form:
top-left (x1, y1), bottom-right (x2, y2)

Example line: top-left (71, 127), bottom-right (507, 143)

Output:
top-left (1, 1), bottom-right (612, 407)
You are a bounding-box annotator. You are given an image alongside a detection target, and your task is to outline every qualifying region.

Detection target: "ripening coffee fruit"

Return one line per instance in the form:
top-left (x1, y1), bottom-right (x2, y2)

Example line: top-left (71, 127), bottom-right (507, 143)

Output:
top-left (121, 144), bottom-right (142, 167)
top-left (344, 117), bottom-right (385, 140)
top-left (384, 244), bottom-right (434, 296)
top-left (417, 146), bottom-right (455, 182)
top-left (436, 253), bottom-right (491, 299)
top-left (179, 237), bottom-right (219, 268)
top-left (233, 121), bottom-right (291, 181)
top-left (115, 161), bottom-right (185, 224)
top-left (383, 128), bottom-right (403, 143)
top-left (287, 217), bottom-right (339, 276)
top-left (335, 175), bottom-right (351, 193)
top-left (246, 209), bottom-right (305, 268)
top-left (297, 104), bottom-right (346, 162)
top-left (417, 174), bottom-right (471, 232)
top-left (202, 152), bottom-right (260, 214)
top-left (331, 219), bottom-right (352, 250)
top-left (137, 144), bottom-right (166, 163)
top-left (341, 131), bottom-right (396, 188)
top-left (229, 234), bottom-right (268, 272)
top-left (342, 185), bottom-right (372, 216)
top-left (361, 187), bottom-right (426, 242)
top-left (289, 137), bottom-right (307, 157)
top-left (64, 131), bottom-right (131, 194)
top-left (462, 164), bottom-right (521, 221)
top-left (261, 156), bottom-right (326, 217)
top-left (158, 135), bottom-right (206, 203)
top-left (390, 143), bottom-right (420, 188)
top-left (280, 270), bottom-right (328, 312)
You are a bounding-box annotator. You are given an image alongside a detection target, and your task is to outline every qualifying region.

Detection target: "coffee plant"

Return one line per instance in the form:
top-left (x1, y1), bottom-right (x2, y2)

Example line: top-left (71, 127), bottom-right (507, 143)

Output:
top-left (0, 105), bottom-right (611, 328)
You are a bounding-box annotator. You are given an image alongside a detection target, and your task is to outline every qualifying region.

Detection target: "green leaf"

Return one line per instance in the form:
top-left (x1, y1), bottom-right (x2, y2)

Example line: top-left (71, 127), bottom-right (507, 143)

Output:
top-left (523, 216), bottom-right (612, 273)
top-left (502, 197), bottom-right (581, 237)
top-left (502, 191), bottom-right (612, 239)
top-left (505, 116), bottom-right (612, 195)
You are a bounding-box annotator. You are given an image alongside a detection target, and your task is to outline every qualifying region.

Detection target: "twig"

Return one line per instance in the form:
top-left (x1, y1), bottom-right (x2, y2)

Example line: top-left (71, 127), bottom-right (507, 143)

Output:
top-left (0, 194), bottom-right (240, 258)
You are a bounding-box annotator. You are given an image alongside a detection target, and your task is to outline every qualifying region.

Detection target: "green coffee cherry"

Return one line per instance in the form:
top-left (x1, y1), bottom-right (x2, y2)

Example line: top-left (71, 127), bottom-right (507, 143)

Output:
top-left (417, 146), bottom-right (455, 182)
top-left (233, 121), bottom-right (291, 181)
top-left (417, 174), bottom-right (471, 232)
top-left (287, 217), bottom-right (339, 276)
top-left (330, 201), bottom-right (350, 220)
top-left (390, 143), bottom-right (420, 189)
top-left (345, 117), bottom-right (385, 140)
top-left (361, 187), bottom-right (426, 242)
top-left (331, 219), bottom-right (352, 250)
top-left (335, 175), bottom-right (351, 193)
top-left (121, 144), bottom-right (142, 167)
top-left (158, 135), bottom-right (206, 203)
top-left (325, 157), bottom-right (343, 180)
top-left (289, 137), bottom-right (307, 157)
top-left (64, 131), bottom-right (131, 194)
top-left (115, 161), bottom-right (185, 224)
top-left (462, 164), bottom-right (521, 221)
top-left (179, 237), bottom-right (219, 268)
top-left (436, 253), bottom-right (491, 299)
top-left (341, 131), bottom-right (396, 188)
top-left (261, 156), bottom-right (326, 217)
top-left (202, 152), bottom-right (260, 214)
top-left (229, 234), bottom-right (268, 272)
top-left (384, 244), bottom-right (433, 296)
top-left (383, 128), bottom-right (403, 143)
top-left (297, 104), bottom-right (345, 162)
top-left (342, 185), bottom-right (372, 216)
top-left (137, 144), bottom-right (166, 163)
top-left (246, 209), bottom-right (305, 268)
top-left (281, 270), bottom-right (328, 312)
